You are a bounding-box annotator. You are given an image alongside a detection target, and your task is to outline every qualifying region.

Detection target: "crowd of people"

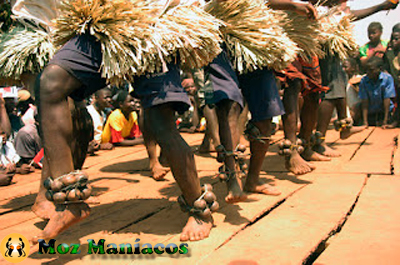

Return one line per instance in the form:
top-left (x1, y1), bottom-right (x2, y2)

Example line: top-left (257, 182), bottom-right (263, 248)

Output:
top-left (0, 0), bottom-right (398, 245)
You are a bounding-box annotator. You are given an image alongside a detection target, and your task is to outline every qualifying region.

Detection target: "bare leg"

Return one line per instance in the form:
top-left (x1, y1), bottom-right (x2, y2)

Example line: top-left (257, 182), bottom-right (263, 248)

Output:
top-left (32, 65), bottom-right (90, 243)
top-left (282, 80), bottom-right (316, 175)
top-left (138, 107), bottom-right (169, 181)
top-left (238, 102), bottom-right (249, 143)
top-left (216, 100), bottom-right (247, 203)
top-left (199, 105), bottom-right (220, 153)
top-left (314, 99), bottom-right (341, 157)
top-left (31, 159), bottom-right (55, 220)
top-left (32, 99), bottom-right (95, 219)
top-left (243, 120), bottom-right (281, 195)
top-left (144, 104), bottom-right (212, 241)
top-left (299, 93), bottom-right (330, 162)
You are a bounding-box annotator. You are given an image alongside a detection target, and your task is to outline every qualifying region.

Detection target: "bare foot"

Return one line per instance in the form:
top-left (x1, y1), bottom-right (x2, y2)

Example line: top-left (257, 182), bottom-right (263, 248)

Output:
top-left (32, 198), bottom-right (56, 220)
top-left (285, 151), bottom-right (316, 175)
top-left (31, 203), bottom-right (90, 244)
top-left (386, 121), bottom-right (398, 129)
top-left (180, 215), bottom-right (213, 241)
top-left (151, 162), bottom-right (170, 181)
top-left (340, 126), bottom-right (366, 140)
top-left (244, 182), bottom-right (281, 196)
top-left (301, 147), bottom-right (331, 162)
top-left (225, 176), bottom-right (247, 203)
top-left (313, 143), bottom-right (341, 157)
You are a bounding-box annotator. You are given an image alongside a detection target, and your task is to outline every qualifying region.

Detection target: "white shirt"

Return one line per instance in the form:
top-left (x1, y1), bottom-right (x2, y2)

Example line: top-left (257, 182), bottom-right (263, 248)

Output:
top-left (0, 141), bottom-right (20, 166)
top-left (87, 104), bottom-right (107, 142)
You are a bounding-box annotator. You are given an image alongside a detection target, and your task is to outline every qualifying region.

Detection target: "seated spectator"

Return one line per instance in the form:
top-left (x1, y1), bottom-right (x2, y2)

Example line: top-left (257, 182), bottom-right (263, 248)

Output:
top-left (177, 75), bottom-right (201, 133)
top-left (0, 127), bottom-right (20, 179)
top-left (1, 86), bottom-right (23, 140)
top-left (101, 91), bottom-right (143, 146)
top-left (17, 89), bottom-right (36, 126)
top-left (360, 57), bottom-right (396, 127)
top-left (384, 23), bottom-right (400, 128)
top-left (14, 111), bottom-right (40, 174)
top-left (343, 57), bottom-right (363, 124)
top-left (87, 88), bottom-right (114, 153)
top-left (360, 22), bottom-right (388, 65)
top-left (0, 92), bottom-right (12, 185)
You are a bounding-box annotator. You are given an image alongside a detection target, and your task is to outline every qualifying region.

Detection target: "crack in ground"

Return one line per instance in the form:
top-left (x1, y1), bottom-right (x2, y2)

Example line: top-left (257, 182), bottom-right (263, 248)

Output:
top-left (390, 135), bottom-right (398, 175)
top-left (348, 128), bottom-right (375, 161)
top-left (213, 184), bottom-right (309, 251)
top-left (112, 204), bottom-right (172, 234)
top-left (302, 174), bottom-right (369, 265)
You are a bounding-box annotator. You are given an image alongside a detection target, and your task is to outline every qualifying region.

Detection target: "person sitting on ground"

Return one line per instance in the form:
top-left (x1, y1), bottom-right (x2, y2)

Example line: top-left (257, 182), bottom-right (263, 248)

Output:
top-left (2, 86), bottom-right (23, 140)
top-left (87, 87), bottom-right (114, 153)
top-left (0, 93), bottom-right (12, 186)
top-left (384, 23), bottom-right (400, 128)
top-left (343, 57), bottom-right (364, 124)
top-left (360, 22), bottom-right (388, 65)
top-left (17, 89), bottom-right (36, 126)
top-left (101, 90), bottom-right (143, 146)
top-left (360, 56), bottom-right (396, 128)
top-left (178, 74), bottom-right (201, 133)
top-left (14, 110), bottom-right (40, 174)
top-left (0, 127), bottom-right (20, 177)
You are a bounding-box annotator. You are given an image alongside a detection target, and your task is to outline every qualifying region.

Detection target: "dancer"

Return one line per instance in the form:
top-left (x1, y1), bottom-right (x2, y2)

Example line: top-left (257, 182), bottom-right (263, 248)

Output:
top-left (311, 0), bottom-right (398, 157)
top-left (3, 0), bottom-right (223, 242)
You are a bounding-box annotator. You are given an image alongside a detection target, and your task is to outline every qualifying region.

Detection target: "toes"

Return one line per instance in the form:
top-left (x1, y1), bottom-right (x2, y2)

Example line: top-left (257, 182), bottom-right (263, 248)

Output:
top-left (198, 232), bottom-right (204, 240)
top-left (225, 194), bottom-right (233, 203)
top-left (180, 232), bottom-right (189, 242)
top-left (308, 163), bottom-right (316, 170)
top-left (189, 232), bottom-right (196, 241)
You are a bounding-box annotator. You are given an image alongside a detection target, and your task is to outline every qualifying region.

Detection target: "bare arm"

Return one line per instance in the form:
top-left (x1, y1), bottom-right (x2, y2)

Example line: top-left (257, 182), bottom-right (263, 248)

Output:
top-left (361, 99), bottom-right (369, 127)
top-left (269, 0), bottom-right (317, 19)
top-left (0, 94), bottom-right (11, 137)
top-left (113, 136), bottom-right (144, 147)
top-left (382, 98), bottom-right (391, 126)
top-left (350, 1), bottom-right (398, 21)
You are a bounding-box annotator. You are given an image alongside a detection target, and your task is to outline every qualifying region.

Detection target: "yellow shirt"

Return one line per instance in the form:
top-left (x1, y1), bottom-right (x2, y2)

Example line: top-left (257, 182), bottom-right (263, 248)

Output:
top-left (101, 109), bottom-right (139, 144)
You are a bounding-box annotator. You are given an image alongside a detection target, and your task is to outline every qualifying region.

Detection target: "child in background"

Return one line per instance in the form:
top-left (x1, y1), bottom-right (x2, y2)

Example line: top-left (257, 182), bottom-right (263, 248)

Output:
top-left (384, 23), bottom-right (400, 128)
top-left (359, 57), bottom-right (396, 127)
top-left (101, 91), bottom-right (143, 146)
top-left (360, 22), bottom-right (388, 65)
top-left (343, 57), bottom-right (363, 124)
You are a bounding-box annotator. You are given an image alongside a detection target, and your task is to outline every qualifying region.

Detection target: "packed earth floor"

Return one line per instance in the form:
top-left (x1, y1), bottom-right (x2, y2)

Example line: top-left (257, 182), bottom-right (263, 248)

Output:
top-left (1, 126), bottom-right (400, 265)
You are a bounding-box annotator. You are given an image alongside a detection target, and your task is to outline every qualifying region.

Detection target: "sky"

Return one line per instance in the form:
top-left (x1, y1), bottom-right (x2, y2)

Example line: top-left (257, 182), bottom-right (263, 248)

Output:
top-left (346, 0), bottom-right (400, 45)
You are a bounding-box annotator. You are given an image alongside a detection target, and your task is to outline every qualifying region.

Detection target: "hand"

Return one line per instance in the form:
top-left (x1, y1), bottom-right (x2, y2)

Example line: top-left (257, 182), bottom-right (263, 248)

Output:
top-left (87, 140), bottom-right (100, 154)
top-left (373, 47), bottom-right (386, 58)
top-left (0, 172), bottom-right (12, 186)
top-left (294, 3), bottom-right (318, 20)
top-left (5, 163), bottom-right (16, 174)
top-left (99, 143), bottom-right (114, 150)
top-left (18, 164), bottom-right (34, 174)
top-left (382, 0), bottom-right (399, 11)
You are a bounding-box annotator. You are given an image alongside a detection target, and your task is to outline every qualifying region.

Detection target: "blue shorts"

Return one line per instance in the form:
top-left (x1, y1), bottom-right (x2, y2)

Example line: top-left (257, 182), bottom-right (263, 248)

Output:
top-left (49, 34), bottom-right (107, 102)
top-left (239, 68), bottom-right (285, 122)
top-left (133, 63), bottom-right (190, 114)
top-left (204, 51), bottom-right (244, 108)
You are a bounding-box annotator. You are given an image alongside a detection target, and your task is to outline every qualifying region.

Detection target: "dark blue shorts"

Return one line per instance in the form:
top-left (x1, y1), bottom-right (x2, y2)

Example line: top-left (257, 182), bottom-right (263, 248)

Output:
top-left (132, 63), bottom-right (190, 114)
top-left (204, 51), bottom-right (244, 108)
top-left (239, 68), bottom-right (285, 122)
top-left (48, 34), bottom-right (107, 102)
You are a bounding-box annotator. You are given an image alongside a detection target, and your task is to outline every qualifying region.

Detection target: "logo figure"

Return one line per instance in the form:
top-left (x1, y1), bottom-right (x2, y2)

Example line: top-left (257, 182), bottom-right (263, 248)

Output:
top-left (1, 233), bottom-right (29, 263)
